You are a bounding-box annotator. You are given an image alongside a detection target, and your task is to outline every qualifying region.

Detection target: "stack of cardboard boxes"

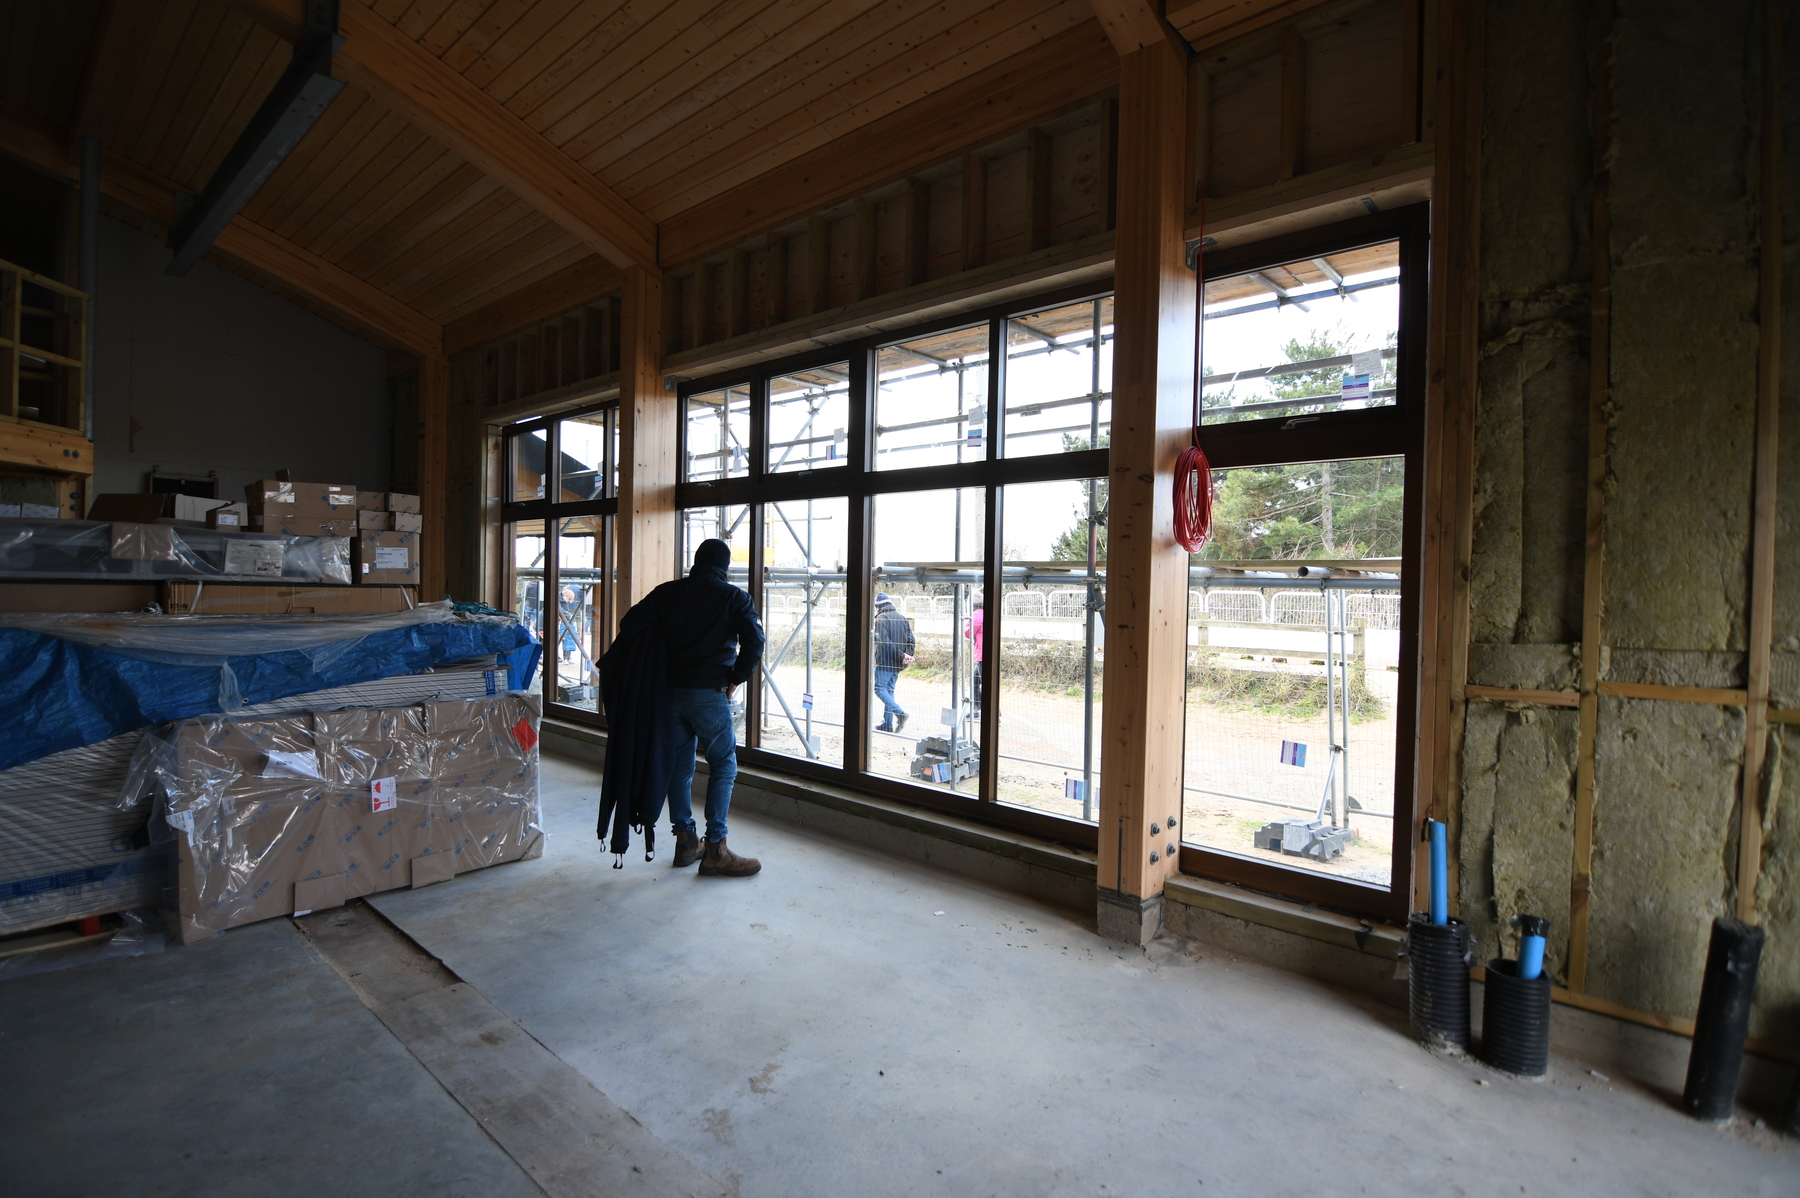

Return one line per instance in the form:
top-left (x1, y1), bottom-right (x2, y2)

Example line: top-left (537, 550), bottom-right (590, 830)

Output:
top-left (244, 476), bottom-right (359, 538)
top-left (353, 491), bottom-right (422, 586)
top-left (160, 693), bottom-right (541, 944)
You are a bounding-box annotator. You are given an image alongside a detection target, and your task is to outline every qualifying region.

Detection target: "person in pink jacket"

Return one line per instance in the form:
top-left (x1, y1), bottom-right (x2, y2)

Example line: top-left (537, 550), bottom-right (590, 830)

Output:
top-left (963, 597), bottom-right (985, 716)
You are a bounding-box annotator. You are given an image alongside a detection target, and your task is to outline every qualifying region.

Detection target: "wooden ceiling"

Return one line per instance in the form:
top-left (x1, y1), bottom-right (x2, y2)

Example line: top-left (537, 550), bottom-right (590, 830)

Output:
top-left (0, 0), bottom-right (1322, 359)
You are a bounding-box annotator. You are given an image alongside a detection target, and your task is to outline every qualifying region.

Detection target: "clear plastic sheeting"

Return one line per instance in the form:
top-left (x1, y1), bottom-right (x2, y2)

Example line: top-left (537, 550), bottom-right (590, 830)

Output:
top-left (132, 693), bottom-right (542, 944)
top-left (0, 603), bottom-right (532, 773)
top-left (0, 518), bottom-right (352, 583)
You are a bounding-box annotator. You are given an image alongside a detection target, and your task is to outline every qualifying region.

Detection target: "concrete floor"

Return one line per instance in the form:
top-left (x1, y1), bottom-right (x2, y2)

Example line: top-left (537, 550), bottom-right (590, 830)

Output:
top-left (3, 751), bottom-right (1797, 1197)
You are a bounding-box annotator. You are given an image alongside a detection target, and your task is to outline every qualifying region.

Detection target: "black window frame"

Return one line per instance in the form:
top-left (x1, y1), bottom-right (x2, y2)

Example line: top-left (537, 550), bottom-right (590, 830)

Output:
top-left (500, 400), bottom-right (620, 725)
top-left (1175, 202), bottom-right (1430, 922)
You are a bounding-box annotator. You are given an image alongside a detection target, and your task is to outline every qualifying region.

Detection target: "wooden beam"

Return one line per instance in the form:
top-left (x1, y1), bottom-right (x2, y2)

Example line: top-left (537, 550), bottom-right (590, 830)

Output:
top-left (905, 180), bottom-right (930, 288)
top-left (444, 256), bottom-right (623, 357)
top-left (418, 353), bottom-right (448, 600)
top-left (1464, 686), bottom-right (1580, 709)
top-left (615, 266), bottom-right (677, 617)
top-left (1087, 0), bottom-right (1179, 56)
top-left (1095, 39), bottom-right (1193, 945)
top-left (727, 247), bottom-right (749, 340)
top-left (1737, 0), bottom-right (1782, 924)
top-left (1597, 680), bottom-right (1748, 707)
top-left (808, 216), bottom-right (832, 316)
top-left (1569, 0), bottom-right (1615, 995)
top-left (1168, 0), bottom-right (1328, 49)
top-left (236, 0), bottom-right (656, 270)
top-left (0, 104), bottom-right (443, 358)
top-left (853, 200), bottom-right (876, 303)
top-left (764, 237), bottom-right (788, 329)
top-left (657, 24), bottom-right (1119, 270)
top-left (0, 419), bottom-right (94, 476)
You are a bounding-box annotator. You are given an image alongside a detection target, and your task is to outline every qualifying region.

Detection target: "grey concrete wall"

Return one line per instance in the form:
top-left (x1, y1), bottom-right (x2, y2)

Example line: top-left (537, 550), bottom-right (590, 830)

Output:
top-left (1465, 0), bottom-right (1800, 1049)
top-left (88, 216), bottom-right (391, 503)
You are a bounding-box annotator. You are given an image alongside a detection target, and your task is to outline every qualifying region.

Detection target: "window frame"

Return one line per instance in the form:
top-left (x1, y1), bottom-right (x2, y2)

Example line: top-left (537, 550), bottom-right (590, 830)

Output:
top-left (1175, 203), bottom-right (1430, 922)
top-left (500, 400), bottom-right (620, 727)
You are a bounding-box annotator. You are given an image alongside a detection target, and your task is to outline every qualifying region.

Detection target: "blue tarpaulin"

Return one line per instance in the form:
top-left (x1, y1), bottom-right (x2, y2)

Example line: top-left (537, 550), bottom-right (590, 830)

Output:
top-left (0, 606), bottom-right (530, 773)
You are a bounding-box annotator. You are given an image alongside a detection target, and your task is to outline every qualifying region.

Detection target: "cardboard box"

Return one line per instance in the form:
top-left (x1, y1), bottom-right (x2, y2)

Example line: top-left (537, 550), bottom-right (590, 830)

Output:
top-left (356, 491), bottom-right (386, 511)
top-left (249, 514), bottom-right (357, 538)
top-left (0, 582), bottom-right (158, 612)
top-left (206, 502), bottom-right (247, 530)
top-left (354, 531), bottom-right (420, 585)
top-left (356, 509), bottom-right (393, 531)
top-left (245, 478), bottom-right (357, 517)
top-left (391, 511), bottom-right (423, 533)
top-left (385, 493), bottom-right (421, 514)
top-left (159, 583), bottom-right (416, 615)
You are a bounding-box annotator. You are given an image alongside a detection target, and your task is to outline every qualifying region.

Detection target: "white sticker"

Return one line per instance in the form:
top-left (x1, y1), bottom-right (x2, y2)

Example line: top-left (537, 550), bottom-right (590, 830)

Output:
top-left (261, 750), bottom-right (320, 779)
top-left (371, 776), bottom-right (398, 812)
top-left (167, 809), bottom-right (195, 834)
top-left (1351, 349), bottom-right (1384, 379)
top-left (1339, 373), bottom-right (1371, 403)
top-left (223, 539), bottom-right (285, 577)
top-left (21, 503), bottom-right (58, 519)
top-left (374, 546), bottom-right (411, 570)
top-left (0, 504), bottom-right (19, 518)
top-left (293, 909), bottom-right (311, 918)
top-left (214, 511), bottom-right (240, 526)
top-left (326, 493), bottom-right (356, 506)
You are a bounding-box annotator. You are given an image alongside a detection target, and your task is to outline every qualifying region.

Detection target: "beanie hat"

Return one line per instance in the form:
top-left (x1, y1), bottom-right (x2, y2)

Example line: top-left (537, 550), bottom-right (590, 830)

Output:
top-left (694, 538), bottom-right (731, 570)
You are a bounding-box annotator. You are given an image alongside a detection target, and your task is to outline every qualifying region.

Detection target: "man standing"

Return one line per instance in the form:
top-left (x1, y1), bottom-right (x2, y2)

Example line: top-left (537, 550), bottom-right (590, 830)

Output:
top-left (613, 537), bottom-right (766, 876)
top-left (872, 591), bottom-right (915, 734)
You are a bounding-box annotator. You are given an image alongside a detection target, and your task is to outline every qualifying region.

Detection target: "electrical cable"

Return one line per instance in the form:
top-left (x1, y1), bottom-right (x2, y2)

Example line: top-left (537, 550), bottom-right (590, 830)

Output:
top-left (1173, 219), bottom-right (1213, 552)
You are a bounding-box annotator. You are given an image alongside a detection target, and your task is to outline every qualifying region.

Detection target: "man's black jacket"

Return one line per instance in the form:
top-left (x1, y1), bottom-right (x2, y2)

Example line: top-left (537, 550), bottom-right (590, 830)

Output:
top-left (873, 602), bottom-right (914, 670)
top-left (629, 561), bottom-right (766, 688)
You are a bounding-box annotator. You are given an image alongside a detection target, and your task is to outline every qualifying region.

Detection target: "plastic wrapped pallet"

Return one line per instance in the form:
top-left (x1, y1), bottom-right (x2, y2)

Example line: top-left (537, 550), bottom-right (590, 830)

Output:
top-left (0, 518), bottom-right (350, 584)
top-left (0, 666), bottom-right (513, 938)
top-left (141, 693), bottom-right (542, 943)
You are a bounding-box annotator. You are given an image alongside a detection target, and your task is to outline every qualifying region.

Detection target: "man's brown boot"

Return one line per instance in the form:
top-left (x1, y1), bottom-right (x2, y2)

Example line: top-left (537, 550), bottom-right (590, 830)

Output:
top-left (672, 828), bottom-right (703, 868)
top-left (698, 838), bottom-right (761, 877)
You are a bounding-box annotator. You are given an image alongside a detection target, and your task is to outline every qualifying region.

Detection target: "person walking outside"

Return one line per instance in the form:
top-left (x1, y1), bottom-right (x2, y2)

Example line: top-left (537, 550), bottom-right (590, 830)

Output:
top-left (609, 537), bottom-right (766, 876)
top-left (872, 591), bottom-right (915, 733)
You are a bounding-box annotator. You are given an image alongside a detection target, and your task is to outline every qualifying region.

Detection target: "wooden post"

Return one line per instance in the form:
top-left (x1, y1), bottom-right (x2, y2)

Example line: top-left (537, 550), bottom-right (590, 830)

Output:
top-left (1027, 128), bottom-right (1052, 251)
top-left (1095, 39), bottom-right (1193, 946)
top-left (961, 154), bottom-right (987, 271)
top-left (809, 216), bottom-right (832, 314)
top-left (764, 237), bottom-right (788, 328)
top-left (905, 179), bottom-right (930, 287)
top-left (418, 353), bottom-right (449, 601)
top-left (616, 265), bottom-right (678, 620)
top-left (1278, 25), bottom-right (1305, 180)
top-left (727, 247), bottom-right (749, 340)
top-left (853, 200), bottom-right (876, 302)
top-left (1738, 0), bottom-right (1782, 923)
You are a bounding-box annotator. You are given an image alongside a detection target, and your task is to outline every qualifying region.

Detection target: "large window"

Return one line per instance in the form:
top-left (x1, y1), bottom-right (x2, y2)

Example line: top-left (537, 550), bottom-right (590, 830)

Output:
top-left (501, 402), bottom-right (617, 721)
top-left (1176, 207), bottom-right (1427, 917)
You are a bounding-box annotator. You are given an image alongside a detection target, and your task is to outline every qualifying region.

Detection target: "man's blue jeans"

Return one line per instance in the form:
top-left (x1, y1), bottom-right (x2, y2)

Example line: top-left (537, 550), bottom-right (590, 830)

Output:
top-left (873, 666), bottom-right (905, 728)
top-left (666, 687), bottom-right (738, 843)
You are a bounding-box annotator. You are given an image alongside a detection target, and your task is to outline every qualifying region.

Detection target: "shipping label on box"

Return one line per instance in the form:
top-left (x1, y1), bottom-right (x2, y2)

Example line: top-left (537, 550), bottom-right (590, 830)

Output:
top-left (223, 538), bottom-right (286, 577)
top-left (355, 532), bottom-right (419, 584)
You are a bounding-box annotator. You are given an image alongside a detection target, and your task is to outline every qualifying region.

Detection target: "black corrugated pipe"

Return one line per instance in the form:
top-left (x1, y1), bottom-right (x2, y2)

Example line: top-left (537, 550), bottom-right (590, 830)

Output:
top-left (1681, 917), bottom-right (1765, 1122)
top-left (1479, 955), bottom-right (1552, 1076)
top-left (1406, 912), bottom-right (1474, 1051)
top-left (78, 134), bottom-right (99, 443)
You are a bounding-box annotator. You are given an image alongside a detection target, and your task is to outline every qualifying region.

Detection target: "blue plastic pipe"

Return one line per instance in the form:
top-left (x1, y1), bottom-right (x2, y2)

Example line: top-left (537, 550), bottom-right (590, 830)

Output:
top-left (1428, 819), bottom-right (1448, 925)
top-left (1518, 914), bottom-right (1549, 981)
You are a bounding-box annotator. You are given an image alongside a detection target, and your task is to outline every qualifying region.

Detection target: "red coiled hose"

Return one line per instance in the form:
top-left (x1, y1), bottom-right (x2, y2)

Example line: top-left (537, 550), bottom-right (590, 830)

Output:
top-left (1173, 227), bottom-right (1212, 553)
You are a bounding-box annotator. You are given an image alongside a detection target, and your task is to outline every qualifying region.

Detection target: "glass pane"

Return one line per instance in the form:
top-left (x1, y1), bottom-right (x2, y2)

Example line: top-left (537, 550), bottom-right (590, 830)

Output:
top-left (512, 430), bottom-right (548, 502)
top-left (557, 411), bottom-right (611, 501)
top-left (768, 363), bottom-right (851, 473)
top-left (993, 478), bottom-right (1104, 822)
top-left (512, 519), bottom-right (547, 701)
top-left (1181, 456), bottom-right (1405, 889)
top-left (1003, 297), bottom-right (1112, 459)
top-left (869, 488), bottom-right (984, 792)
top-left (759, 499), bottom-right (848, 765)
top-left (552, 516), bottom-right (606, 712)
top-left (679, 505), bottom-right (753, 744)
top-left (874, 325), bottom-right (989, 471)
top-left (1201, 240), bottom-right (1400, 425)
top-left (684, 385), bottom-right (751, 481)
